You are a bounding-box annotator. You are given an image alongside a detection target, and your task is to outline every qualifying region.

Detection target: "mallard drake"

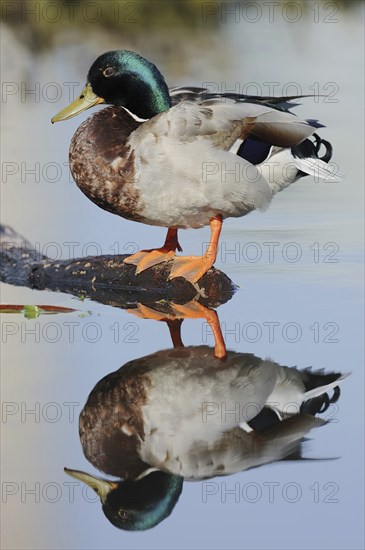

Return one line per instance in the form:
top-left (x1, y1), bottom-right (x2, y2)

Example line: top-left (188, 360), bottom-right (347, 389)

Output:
top-left (65, 346), bottom-right (346, 530)
top-left (52, 50), bottom-right (338, 283)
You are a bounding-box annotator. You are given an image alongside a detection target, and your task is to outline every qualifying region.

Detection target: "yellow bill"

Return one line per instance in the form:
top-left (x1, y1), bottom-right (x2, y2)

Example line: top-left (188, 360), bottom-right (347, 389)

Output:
top-left (51, 83), bottom-right (104, 123)
top-left (64, 467), bottom-right (117, 504)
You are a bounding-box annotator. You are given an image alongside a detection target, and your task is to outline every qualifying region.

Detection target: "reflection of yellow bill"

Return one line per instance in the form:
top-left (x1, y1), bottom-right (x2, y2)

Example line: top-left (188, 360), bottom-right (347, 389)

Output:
top-left (51, 83), bottom-right (104, 123)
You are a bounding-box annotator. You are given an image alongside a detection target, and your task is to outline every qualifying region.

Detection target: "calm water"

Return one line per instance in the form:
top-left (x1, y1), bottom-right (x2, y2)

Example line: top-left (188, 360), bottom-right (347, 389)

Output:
top-left (1, 6), bottom-right (364, 550)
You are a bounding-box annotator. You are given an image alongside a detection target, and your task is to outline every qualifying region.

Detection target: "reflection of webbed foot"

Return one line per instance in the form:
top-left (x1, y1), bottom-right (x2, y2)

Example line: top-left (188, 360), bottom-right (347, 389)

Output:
top-left (127, 304), bottom-right (184, 348)
top-left (127, 303), bottom-right (175, 321)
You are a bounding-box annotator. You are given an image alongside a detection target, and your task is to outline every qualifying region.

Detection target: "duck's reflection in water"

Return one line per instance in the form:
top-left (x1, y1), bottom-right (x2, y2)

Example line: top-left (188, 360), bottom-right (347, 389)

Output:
top-left (66, 303), bottom-right (347, 531)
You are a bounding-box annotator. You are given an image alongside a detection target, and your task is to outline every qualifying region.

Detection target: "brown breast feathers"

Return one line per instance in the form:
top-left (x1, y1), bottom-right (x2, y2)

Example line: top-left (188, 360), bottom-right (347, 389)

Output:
top-left (69, 106), bottom-right (144, 222)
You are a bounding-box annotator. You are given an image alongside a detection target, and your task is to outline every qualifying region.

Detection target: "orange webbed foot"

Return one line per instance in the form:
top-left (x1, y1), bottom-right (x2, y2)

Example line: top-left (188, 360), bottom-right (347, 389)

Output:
top-left (124, 247), bottom-right (176, 273)
top-left (123, 227), bottom-right (182, 274)
top-left (168, 215), bottom-right (222, 284)
top-left (168, 255), bottom-right (215, 284)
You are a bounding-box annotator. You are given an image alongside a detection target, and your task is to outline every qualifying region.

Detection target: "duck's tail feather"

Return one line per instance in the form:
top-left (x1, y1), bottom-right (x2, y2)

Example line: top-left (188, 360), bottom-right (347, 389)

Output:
top-left (301, 372), bottom-right (349, 404)
top-left (257, 414), bottom-right (327, 464)
top-left (316, 136), bottom-right (333, 162)
top-left (292, 132), bottom-right (332, 160)
top-left (293, 156), bottom-right (341, 181)
top-left (281, 445), bottom-right (339, 462)
top-left (291, 133), bottom-right (342, 180)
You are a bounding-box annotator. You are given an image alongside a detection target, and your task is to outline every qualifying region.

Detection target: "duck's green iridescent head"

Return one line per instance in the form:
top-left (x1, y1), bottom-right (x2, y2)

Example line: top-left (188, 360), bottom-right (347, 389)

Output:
top-left (64, 468), bottom-right (183, 531)
top-left (52, 50), bottom-right (171, 122)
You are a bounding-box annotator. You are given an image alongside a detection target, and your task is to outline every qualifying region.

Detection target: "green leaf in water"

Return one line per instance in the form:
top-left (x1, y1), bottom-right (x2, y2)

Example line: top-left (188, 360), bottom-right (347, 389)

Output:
top-left (23, 305), bottom-right (42, 319)
top-left (73, 295), bottom-right (86, 302)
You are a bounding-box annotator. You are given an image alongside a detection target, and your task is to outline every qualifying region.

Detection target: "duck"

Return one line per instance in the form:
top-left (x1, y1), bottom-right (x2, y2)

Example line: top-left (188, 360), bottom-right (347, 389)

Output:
top-left (52, 50), bottom-right (339, 283)
top-left (65, 345), bottom-right (347, 530)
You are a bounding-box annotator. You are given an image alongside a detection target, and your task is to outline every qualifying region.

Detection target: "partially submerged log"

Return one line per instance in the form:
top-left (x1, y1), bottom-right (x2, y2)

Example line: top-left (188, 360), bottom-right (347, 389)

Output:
top-left (0, 225), bottom-right (236, 309)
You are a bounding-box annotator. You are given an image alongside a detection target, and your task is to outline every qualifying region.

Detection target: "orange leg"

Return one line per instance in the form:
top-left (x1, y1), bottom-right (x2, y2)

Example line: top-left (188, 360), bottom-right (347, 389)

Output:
top-left (168, 215), bottom-right (222, 284)
top-left (124, 228), bottom-right (182, 274)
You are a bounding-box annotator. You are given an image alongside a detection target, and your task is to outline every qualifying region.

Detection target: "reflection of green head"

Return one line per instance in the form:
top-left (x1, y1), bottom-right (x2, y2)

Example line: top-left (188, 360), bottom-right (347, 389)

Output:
top-left (65, 468), bottom-right (183, 531)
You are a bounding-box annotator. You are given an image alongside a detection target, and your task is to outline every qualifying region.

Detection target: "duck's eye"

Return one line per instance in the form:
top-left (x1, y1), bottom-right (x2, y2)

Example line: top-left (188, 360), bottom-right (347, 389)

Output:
top-left (118, 510), bottom-right (129, 519)
top-left (103, 67), bottom-right (114, 77)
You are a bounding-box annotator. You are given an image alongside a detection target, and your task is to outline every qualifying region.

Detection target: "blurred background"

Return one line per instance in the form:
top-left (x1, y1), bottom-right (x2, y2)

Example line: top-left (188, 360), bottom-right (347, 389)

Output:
top-left (1, 1), bottom-right (364, 549)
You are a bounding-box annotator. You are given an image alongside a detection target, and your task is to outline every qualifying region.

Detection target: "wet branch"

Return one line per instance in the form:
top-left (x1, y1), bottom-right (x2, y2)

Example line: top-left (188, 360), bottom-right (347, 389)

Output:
top-left (0, 225), bottom-right (236, 309)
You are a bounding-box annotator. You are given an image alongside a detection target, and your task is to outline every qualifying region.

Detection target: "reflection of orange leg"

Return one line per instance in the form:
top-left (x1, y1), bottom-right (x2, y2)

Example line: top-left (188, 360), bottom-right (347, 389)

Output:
top-left (165, 319), bottom-right (184, 348)
top-left (171, 301), bottom-right (226, 359)
top-left (127, 300), bottom-right (226, 359)
top-left (169, 215), bottom-right (222, 284)
top-left (124, 228), bottom-right (182, 274)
